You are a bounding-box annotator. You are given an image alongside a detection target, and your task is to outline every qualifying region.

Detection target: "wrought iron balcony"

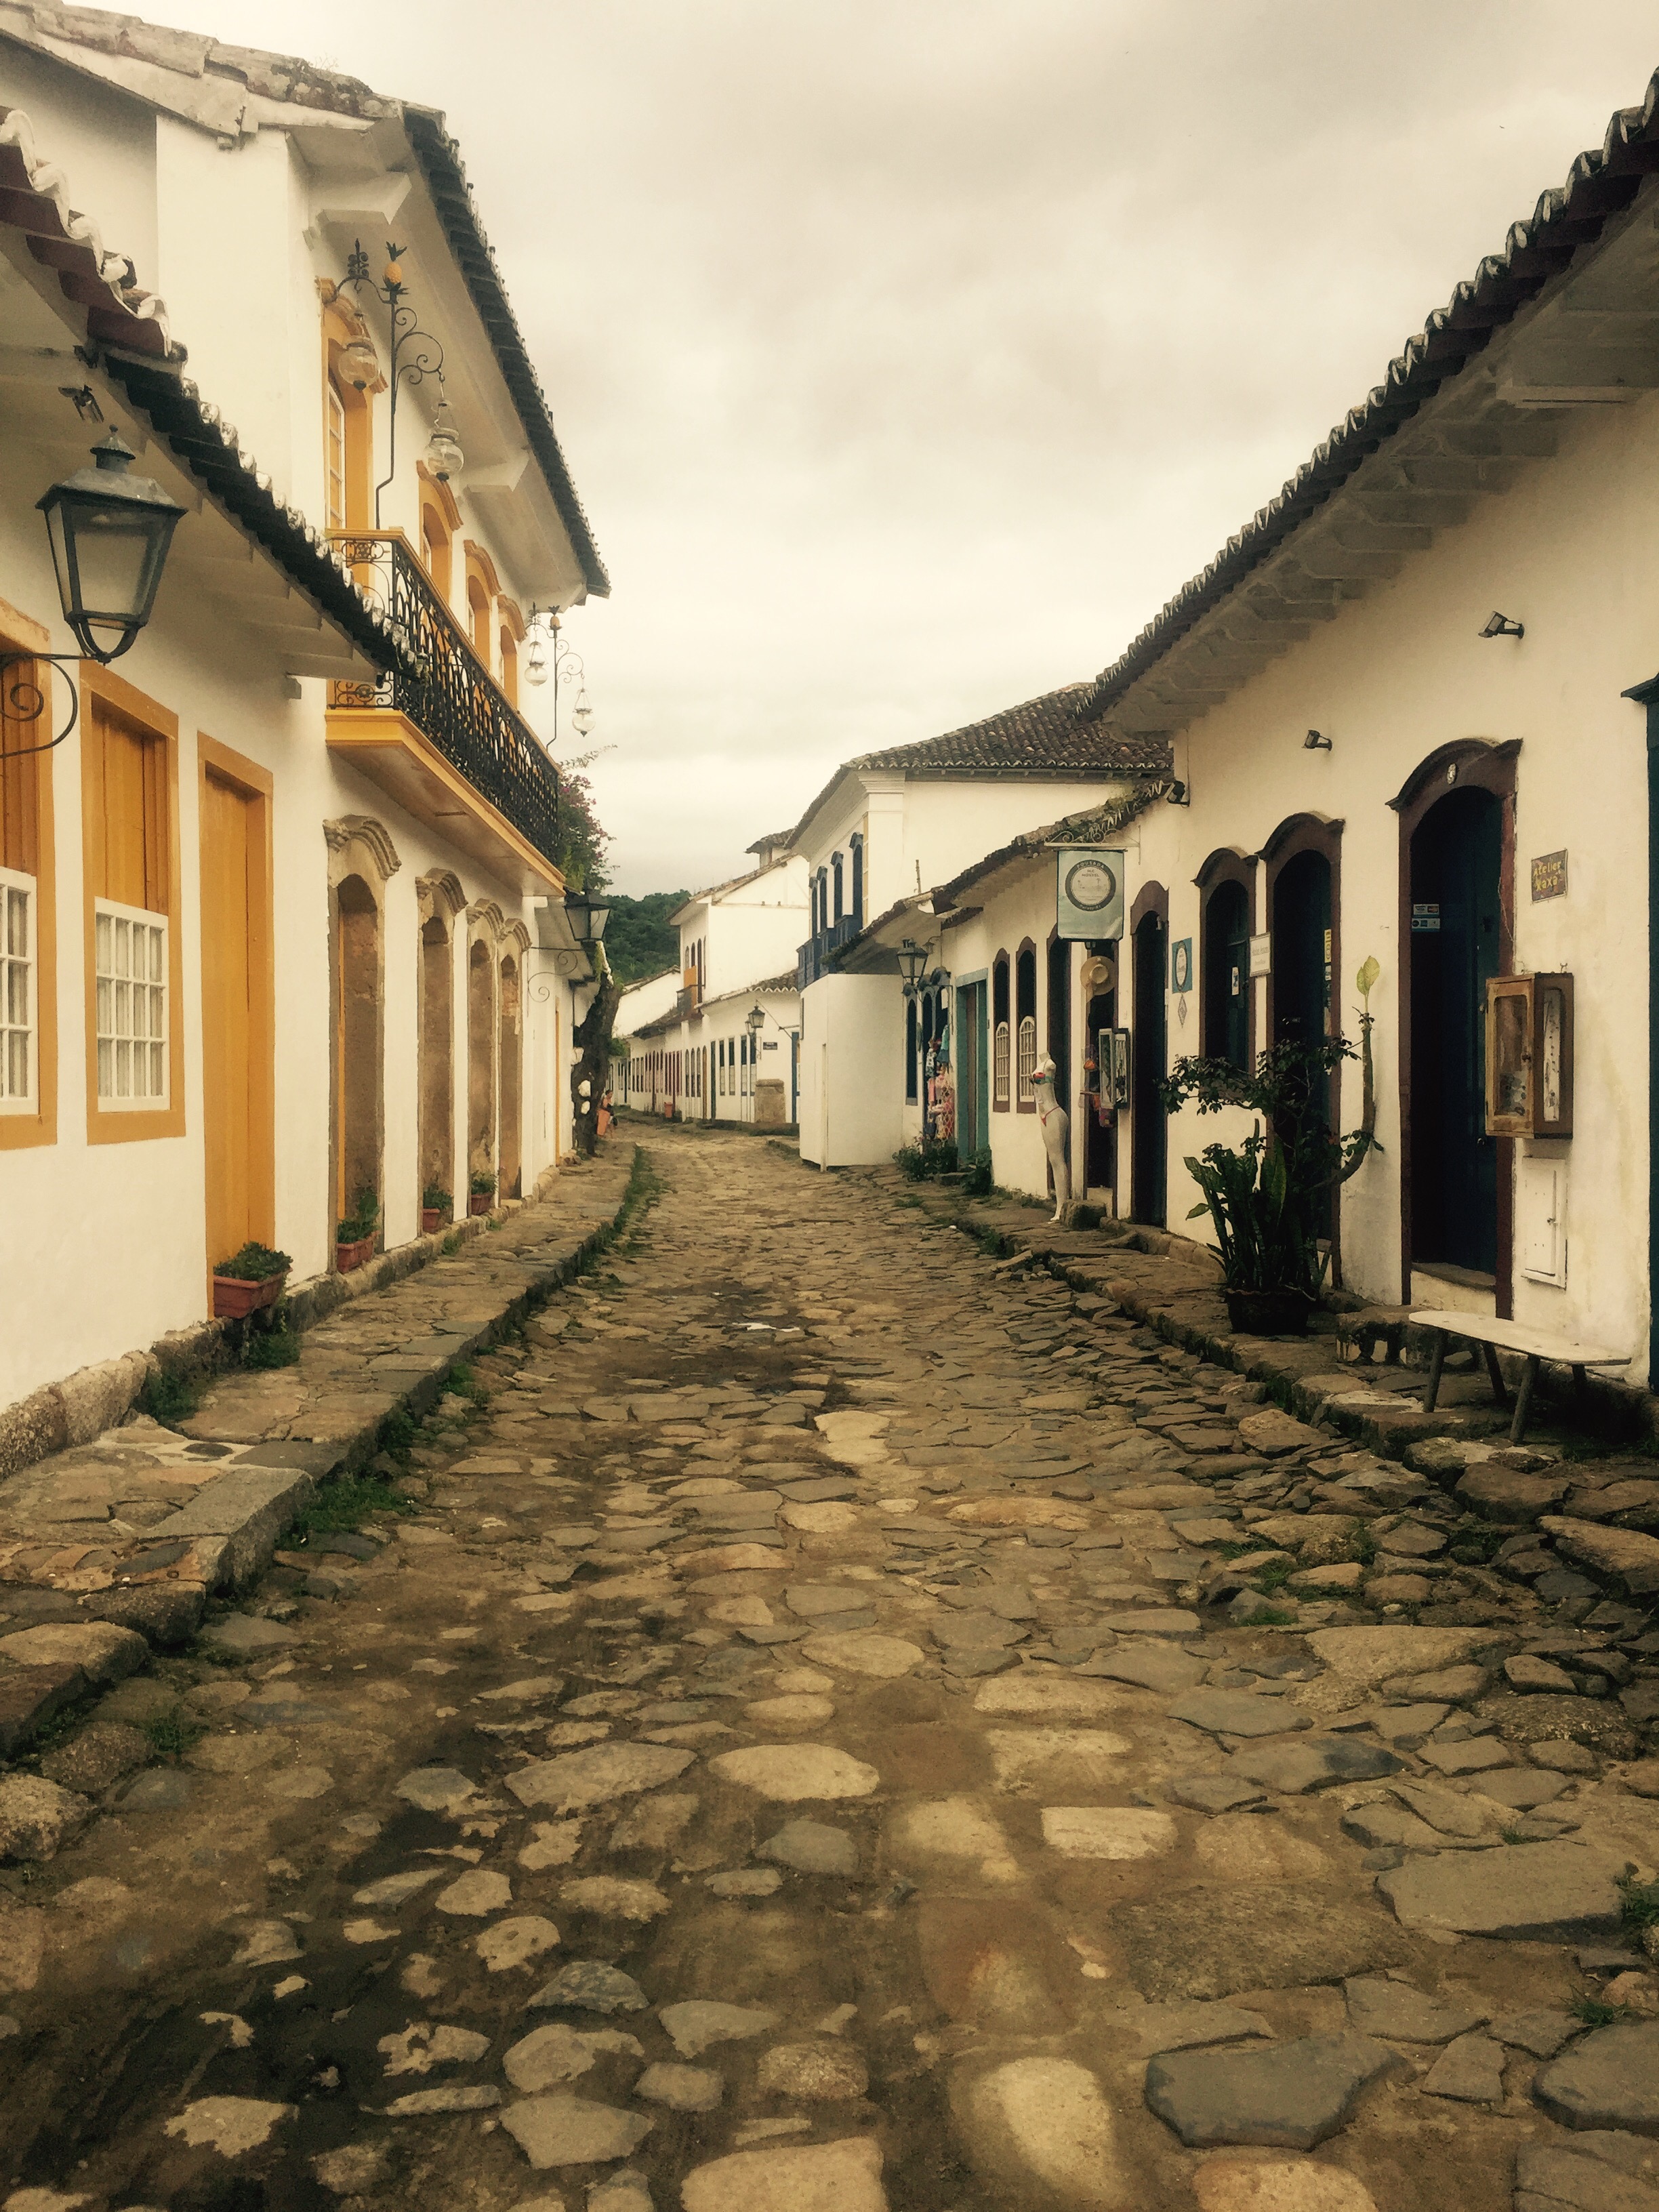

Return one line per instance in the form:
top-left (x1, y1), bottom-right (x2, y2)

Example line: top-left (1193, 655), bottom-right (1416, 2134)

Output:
top-left (797, 914), bottom-right (861, 987)
top-left (327, 531), bottom-right (559, 869)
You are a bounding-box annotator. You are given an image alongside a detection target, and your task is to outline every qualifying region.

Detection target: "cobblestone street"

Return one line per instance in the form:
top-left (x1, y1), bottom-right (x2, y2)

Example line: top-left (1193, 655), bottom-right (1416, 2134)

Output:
top-left (2, 1126), bottom-right (1659, 2212)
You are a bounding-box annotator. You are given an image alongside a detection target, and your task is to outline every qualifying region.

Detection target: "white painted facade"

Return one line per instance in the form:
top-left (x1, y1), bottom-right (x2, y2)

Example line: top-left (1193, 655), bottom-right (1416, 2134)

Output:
top-left (0, 22), bottom-right (601, 1420)
top-left (618, 855), bottom-right (806, 1125)
top-left (798, 974), bottom-right (906, 1168)
top-left (615, 968), bottom-right (680, 1042)
top-left (790, 739), bottom-right (1148, 1167)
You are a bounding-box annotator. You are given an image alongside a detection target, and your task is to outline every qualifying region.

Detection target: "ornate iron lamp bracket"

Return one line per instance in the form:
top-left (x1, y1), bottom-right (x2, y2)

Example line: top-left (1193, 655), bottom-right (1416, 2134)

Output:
top-left (340, 240), bottom-right (449, 527)
top-left (0, 651), bottom-right (82, 759)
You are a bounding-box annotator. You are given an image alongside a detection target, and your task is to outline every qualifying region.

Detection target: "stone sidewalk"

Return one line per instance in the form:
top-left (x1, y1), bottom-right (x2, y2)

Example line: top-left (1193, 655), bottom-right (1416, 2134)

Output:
top-left (891, 1170), bottom-right (1659, 1621)
top-left (0, 1146), bottom-right (638, 1762)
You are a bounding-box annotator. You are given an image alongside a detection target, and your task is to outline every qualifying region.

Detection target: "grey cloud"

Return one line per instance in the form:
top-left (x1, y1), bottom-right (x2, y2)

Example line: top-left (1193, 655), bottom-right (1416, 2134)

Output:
top-left (168, 1), bottom-right (1659, 884)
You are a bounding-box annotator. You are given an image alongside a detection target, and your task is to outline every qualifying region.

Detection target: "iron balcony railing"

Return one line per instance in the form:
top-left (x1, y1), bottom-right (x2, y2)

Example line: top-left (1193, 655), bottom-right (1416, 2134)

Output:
top-left (327, 531), bottom-right (560, 866)
top-left (797, 914), bottom-right (861, 987)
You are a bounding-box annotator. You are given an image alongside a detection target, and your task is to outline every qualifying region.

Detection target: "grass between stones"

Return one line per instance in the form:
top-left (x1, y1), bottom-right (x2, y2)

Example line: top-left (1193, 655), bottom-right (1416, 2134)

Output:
top-left (291, 1475), bottom-right (416, 1537)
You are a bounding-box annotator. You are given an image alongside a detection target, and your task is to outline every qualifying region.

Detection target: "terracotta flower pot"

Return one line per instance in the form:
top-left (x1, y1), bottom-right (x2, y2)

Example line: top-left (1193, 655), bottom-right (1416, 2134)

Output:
top-left (336, 1234), bottom-right (375, 1274)
top-left (468, 1193), bottom-right (493, 1216)
top-left (211, 1271), bottom-right (285, 1320)
top-left (1225, 1288), bottom-right (1311, 1337)
top-left (421, 1208), bottom-right (446, 1235)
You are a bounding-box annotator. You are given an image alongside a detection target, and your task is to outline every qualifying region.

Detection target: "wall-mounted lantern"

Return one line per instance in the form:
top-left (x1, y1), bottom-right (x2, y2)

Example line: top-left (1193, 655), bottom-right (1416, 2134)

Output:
top-left (3, 431), bottom-right (186, 761)
top-left (565, 893), bottom-right (612, 947)
top-left (895, 939), bottom-right (930, 996)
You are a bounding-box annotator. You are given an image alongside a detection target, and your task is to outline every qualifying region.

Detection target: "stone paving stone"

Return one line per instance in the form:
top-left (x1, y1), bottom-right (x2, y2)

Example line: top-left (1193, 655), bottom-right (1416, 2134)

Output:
top-left (1144, 2032), bottom-right (1403, 2148)
top-left (1420, 2032), bottom-right (1506, 2103)
top-left (1342, 1978), bottom-right (1487, 2042)
top-left (1229, 1736), bottom-right (1404, 1795)
top-left (1378, 1843), bottom-right (1629, 1940)
top-left (1120, 1884), bottom-right (1410, 2001)
top-left (1191, 2158), bottom-right (1382, 2211)
top-left (1533, 2022), bottom-right (1659, 2134)
top-left (1172, 1690), bottom-right (1315, 1738)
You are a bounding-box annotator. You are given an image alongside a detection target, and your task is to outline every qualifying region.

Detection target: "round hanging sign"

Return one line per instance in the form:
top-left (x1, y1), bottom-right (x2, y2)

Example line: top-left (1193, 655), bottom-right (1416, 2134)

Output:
top-left (1063, 857), bottom-right (1119, 912)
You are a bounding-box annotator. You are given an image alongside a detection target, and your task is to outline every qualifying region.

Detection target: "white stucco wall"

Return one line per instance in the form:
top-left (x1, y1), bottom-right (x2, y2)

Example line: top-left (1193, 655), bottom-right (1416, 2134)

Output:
top-left (0, 63), bottom-right (580, 1412)
top-left (1118, 387), bottom-right (1658, 1368)
top-left (797, 773), bottom-right (1139, 926)
top-left (798, 974), bottom-right (905, 1167)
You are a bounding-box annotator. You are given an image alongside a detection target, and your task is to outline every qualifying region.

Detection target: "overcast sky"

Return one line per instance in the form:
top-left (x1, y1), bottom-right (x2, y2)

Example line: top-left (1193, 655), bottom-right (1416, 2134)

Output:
top-left (174, 1), bottom-right (1659, 891)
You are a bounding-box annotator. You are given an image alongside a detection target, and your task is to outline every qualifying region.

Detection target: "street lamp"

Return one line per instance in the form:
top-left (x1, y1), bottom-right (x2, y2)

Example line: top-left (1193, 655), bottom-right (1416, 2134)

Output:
top-left (525, 607), bottom-right (596, 751)
top-left (40, 432), bottom-right (185, 664)
top-left (566, 893), bottom-right (612, 946)
top-left (3, 432), bottom-right (186, 761)
top-left (745, 1004), bottom-right (766, 1036)
top-left (895, 939), bottom-right (929, 995)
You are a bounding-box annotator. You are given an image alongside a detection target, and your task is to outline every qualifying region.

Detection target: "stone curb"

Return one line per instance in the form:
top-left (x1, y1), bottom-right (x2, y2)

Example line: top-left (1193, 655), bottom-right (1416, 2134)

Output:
top-left (0, 1147), bottom-right (651, 1769)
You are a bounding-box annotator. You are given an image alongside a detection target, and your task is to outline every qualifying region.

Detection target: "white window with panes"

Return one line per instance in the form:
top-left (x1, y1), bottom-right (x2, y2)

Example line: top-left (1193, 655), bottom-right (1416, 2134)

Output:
top-left (95, 899), bottom-right (168, 1107)
top-left (1017, 1015), bottom-right (1038, 1105)
top-left (0, 867), bottom-right (34, 1111)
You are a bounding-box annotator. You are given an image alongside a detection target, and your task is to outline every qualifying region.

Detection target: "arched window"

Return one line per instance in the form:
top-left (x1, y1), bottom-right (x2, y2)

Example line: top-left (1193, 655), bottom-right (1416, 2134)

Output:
top-left (499, 627), bottom-right (518, 706)
top-left (468, 571), bottom-right (491, 664)
top-left (422, 503), bottom-right (452, 600)
top-left (321, 291), bottom-right (377, 532)
top-left (832, 853), bottom-right (844, 923)
top-left (1015, 945), bottom-right (1038, 1109)
top-left (991, 954), bottom-right (1010, 1110)
top-left (850, 833), bottom-right (864, 927)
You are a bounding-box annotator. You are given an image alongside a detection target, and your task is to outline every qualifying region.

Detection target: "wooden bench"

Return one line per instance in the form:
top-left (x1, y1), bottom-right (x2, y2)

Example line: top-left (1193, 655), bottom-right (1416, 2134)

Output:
top-left (1410, 1309), bottom-right (1633, 1445)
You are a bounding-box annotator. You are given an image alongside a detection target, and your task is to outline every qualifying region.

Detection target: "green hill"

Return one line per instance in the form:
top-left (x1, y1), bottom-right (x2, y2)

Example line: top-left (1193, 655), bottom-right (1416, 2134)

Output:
top-left (605, 890), bottom-right (690, 987)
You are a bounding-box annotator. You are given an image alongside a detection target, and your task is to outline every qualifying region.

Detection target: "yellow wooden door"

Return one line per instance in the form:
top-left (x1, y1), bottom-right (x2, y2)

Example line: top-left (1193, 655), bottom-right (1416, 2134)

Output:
top-left (201, 768), bottom-right (271, 1269)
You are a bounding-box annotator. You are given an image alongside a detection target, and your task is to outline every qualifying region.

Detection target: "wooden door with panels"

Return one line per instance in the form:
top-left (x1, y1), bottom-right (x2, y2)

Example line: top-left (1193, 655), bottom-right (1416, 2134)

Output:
top-left (198, 738), bottom-right (274, 1274)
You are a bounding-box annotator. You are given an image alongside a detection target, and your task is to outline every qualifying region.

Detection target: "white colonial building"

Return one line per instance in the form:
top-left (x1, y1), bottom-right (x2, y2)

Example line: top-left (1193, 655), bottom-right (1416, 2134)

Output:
top-left (787, 690), bottom-right (1160, 1168)
top-left (0, 10), bottom-right (605, 1452)
top-left (618, 834), bottom-right (806, 1125)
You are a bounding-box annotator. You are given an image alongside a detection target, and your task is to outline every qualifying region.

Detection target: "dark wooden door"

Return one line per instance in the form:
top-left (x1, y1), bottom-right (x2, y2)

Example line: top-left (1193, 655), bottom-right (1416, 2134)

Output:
top-left (1410, 789), bottom-right (1501, 1275)
top-left (1131, 913), bottom-right (1167, 1223)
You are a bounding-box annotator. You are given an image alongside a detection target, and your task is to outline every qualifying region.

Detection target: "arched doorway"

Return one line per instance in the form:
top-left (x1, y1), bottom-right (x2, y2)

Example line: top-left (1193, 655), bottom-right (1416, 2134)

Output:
top-left (499, 953), bottom-right (523, 1200)
top-left (419, 915), bottom-right (453, 1205)
top-left (1130, 896), bottom-right (1168, 1225)
top-left (1410, 786), bottom-right (1502, 1278)
top-left (1083, 960), bottom-right (1116, 1202)
top-left (1265, 819), bottom-right (1341, 1253)
top-left (1271, 850), bottom-right (1332, 1049)
top-left (468, 938), bottom-right (495, 1184)
top-left (1202, 877), bottom-right (1251, 1069)
top-left (335, 874), bottom-right (381, 1242)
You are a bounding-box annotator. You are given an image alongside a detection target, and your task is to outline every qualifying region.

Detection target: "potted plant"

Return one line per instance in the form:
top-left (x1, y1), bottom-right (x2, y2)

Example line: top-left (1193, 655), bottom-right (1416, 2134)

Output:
top-left (211, 1241), bottom-right (292, 1319)
top-left (1161, 966), bottom-right (1379, 1336)
top-left (336, 1186), bottom-right (380, 1273)
top-left (422, 1185), bottom-right (451, 1235)
top-left (468, 1169), bottom-right (497, 1217)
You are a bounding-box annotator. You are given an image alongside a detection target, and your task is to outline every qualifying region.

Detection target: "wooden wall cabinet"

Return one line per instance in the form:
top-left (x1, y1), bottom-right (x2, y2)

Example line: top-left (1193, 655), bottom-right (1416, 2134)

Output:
top-left (1485, 972), bottom-right (1573, 1139)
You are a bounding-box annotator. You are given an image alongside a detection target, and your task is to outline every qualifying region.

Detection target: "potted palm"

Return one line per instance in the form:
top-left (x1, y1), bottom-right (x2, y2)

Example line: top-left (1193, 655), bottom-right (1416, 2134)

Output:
top-left (468, 1169), bottom-right (497, 1217)
top-left (336, 1187), bottom-right (380, 1273)
top-left (212, 1241), bottom-right (291, 1319)
top-left (422, 1185), bottom-right (451, 1236)
top-left (1161, 965), bottom-right (1378, 1336)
